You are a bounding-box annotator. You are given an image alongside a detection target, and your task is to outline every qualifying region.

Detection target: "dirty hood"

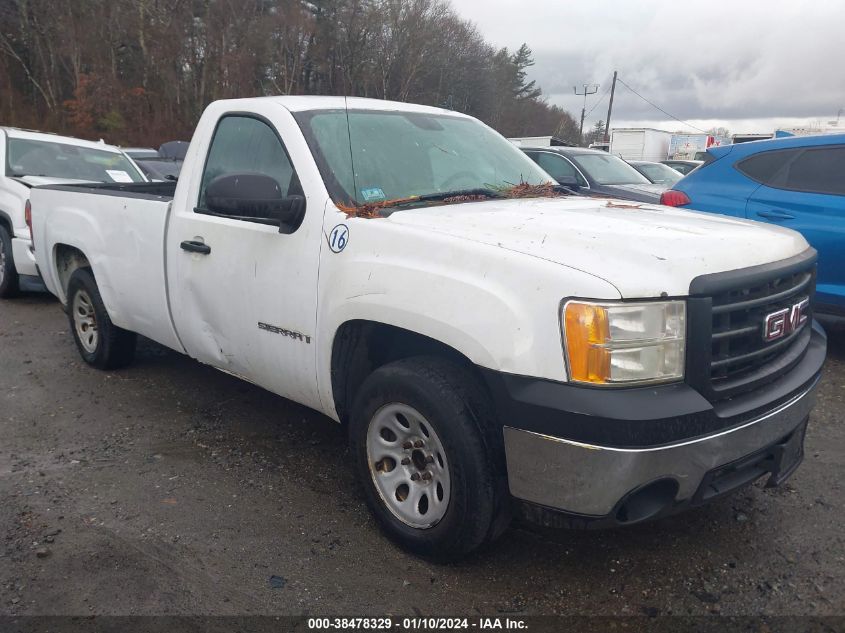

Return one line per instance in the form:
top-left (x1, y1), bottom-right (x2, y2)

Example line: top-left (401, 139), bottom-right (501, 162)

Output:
top-left (386, 197), bottom-right (809, 297)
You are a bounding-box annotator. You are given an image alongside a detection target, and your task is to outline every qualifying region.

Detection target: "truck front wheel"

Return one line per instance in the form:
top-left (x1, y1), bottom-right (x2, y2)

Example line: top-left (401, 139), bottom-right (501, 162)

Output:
top-left (350, 356), bottom-right (508, 561)
top-left (66, 268), bottom-right (137, 369)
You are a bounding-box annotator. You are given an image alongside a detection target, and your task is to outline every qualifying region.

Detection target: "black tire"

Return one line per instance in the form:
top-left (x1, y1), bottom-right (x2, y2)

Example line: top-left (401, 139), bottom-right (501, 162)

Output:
top-left (350, 356), bottom-right (510, 561)
top-left (66, 268), bottom-right (137, 369)
top-left (0, 224), bottom-right (20, 298)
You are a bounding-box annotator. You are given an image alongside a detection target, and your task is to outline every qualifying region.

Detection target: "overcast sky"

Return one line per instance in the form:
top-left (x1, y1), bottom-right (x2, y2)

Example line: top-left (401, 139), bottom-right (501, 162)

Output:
top-left (448, 0), bottom-right (845, 135)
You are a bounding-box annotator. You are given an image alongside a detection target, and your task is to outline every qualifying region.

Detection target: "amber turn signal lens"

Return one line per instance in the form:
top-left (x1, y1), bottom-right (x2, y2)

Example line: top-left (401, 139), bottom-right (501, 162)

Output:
top-left (564, 302), bottom-right (611, 383)
top-left (563, 300), bottom-right (686, 386)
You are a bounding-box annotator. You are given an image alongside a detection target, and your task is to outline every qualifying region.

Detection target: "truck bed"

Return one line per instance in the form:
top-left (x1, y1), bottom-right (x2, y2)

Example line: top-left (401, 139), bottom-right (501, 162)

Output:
top-left (37, 180), bottom-right (177, 200)
top-left (31, 181), bottom-right (183, 353)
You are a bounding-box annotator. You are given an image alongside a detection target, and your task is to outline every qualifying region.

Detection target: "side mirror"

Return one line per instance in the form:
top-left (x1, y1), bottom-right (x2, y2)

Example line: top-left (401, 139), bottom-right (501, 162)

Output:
top-left (204, 172), bottom-right (305, 234)
top-left (555, 175), bottom-right (580, 189)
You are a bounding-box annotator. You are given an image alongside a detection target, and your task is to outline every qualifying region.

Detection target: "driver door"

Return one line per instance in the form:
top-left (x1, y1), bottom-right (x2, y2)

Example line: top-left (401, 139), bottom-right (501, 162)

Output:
top-left (166, 106), bottom-right (323, 411)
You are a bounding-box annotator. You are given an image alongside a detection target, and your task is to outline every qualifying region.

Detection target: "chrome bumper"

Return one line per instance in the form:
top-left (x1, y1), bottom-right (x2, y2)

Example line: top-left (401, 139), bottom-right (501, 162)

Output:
top-left (503, 379), bottom-right (819, 517)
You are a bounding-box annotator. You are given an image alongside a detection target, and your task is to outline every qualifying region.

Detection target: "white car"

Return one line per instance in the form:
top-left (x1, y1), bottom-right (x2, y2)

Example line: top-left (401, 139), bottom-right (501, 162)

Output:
top-left (0, 128), bottom-right (146, 296)
top-left (30, 97), bottom-right (826, 560)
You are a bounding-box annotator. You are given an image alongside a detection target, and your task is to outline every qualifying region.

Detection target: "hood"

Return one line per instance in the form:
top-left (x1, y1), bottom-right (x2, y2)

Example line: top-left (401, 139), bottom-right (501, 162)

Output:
top-left (600, 182), bottom-right (667, 201)
top-left (384, 197), bottom-right (809, 298)
top-left (10, 175), bottom-right (97, 188)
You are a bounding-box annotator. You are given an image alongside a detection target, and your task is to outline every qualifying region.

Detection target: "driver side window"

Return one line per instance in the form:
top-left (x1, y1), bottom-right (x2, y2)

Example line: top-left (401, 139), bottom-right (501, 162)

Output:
top-left (533, 152), bottom-right (586, 186)
top-left (198, 115), bottom-right (300, 212)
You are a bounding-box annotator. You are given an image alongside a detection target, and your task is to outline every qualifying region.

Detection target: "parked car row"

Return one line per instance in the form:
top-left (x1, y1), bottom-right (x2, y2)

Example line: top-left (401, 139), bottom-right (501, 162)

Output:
top-left (661, 159), bottom-right (703, 175)
top-left (0, 129), bottom-right (193, 298)
top-left (0, 128), bottom-right (147, 297)
top-left (519, 146), bottom-right (698, 201)
top-left (124, 141), bottom-right (188, 182)
top-left (521, 146), bottom-right (667, 203)
top-left (628, 160), bottom-right (683, 186)
top-left (5, 96), bottom-right (826, 561)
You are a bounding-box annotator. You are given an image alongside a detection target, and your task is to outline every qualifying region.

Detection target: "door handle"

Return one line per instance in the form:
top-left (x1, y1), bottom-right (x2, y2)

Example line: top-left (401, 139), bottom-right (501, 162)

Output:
top-left (180, 240), bottom-right (211, 254)
top-left (756, 210), bottom-right (795, 221)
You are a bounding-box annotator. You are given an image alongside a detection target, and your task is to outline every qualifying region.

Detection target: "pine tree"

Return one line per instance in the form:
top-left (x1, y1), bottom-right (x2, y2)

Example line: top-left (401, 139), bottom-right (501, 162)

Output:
top-left (511, 43), bottom-right (541, 101)
top-left (586, 119), bottom-right (606, 144)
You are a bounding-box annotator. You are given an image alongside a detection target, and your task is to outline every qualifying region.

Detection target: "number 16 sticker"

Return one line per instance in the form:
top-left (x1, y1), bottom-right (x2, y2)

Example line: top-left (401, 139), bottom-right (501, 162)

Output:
top-left (328, 224), bottom-right (349, 253)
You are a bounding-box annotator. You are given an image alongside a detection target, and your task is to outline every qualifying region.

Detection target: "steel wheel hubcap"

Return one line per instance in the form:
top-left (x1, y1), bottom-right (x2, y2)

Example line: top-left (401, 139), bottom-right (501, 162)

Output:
top-left (366, 403), bottom-right (451, 529)
top-left (72, 290), bottom-right (98, 353)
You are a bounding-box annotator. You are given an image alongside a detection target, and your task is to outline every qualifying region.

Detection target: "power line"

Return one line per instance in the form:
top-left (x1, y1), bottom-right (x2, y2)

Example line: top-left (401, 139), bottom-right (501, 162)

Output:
top-left (585, 81), bottom-right (611, 118)
top-left (615, 77), bottom-right (710, 134)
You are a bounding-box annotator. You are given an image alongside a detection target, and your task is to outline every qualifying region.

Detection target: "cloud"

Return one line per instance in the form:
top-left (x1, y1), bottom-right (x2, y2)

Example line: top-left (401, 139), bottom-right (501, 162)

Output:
top-left (447, 0), bottom-right (845, 132)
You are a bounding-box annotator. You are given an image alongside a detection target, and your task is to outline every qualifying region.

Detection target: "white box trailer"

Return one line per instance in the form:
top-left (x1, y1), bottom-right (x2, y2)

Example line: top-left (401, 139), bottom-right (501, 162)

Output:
top-left (775, 128), bottom-right (841, 138)
top-left (609, 128), bottom-right (672, 162)
top-left (731, 133), bottom-right (774, 144)
top-left (669, 134), bottom-right (730, 159)
top-left (508, 136), bottom-right (573, 148)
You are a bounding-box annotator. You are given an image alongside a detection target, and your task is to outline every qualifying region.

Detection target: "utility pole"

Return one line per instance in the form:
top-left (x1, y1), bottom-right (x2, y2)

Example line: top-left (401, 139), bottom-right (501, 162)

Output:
top-left (604, 70), bottom-right (617, 143)
top-left (574, 83), bottom-right (599, 145)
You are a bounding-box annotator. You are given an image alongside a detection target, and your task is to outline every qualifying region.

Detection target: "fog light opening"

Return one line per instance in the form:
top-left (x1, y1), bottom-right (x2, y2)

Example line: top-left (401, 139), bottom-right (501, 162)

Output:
top-left (616, 478), bottom-right (679, 524)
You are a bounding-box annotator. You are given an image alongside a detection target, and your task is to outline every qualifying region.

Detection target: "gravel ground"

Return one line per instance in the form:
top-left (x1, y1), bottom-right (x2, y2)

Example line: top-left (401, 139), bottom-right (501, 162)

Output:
top-left (1, 293), bottom-right (843, 617)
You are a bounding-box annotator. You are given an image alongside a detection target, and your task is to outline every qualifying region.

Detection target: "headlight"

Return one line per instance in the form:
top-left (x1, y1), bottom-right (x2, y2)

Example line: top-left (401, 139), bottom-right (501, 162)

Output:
top-left (562, 300), bottom-right (685, 386)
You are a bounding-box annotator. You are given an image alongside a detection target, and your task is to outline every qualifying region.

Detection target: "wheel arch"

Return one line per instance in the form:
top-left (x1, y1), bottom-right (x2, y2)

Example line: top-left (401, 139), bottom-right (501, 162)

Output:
top-left (0, 210), bottom-right (12, 235)
top-left (329, 319), bottom-right (491, 426)
top-left (53, 243), bottom-right (92, 304)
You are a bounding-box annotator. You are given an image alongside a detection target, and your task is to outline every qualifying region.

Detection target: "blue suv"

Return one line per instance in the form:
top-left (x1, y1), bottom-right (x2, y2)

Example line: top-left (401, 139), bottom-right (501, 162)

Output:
top-left (661, 134), bottom-right (845, 319)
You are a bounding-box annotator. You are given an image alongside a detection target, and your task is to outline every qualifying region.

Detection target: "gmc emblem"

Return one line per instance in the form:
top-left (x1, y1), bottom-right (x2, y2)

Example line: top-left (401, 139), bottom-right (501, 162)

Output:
top-left (763, 298), bottom-right (809, 342)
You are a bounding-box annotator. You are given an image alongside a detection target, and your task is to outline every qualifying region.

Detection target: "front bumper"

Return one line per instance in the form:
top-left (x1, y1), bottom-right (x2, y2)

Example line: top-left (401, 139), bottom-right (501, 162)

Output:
top-left (12, 235), bottom-right (38, 277)
top-left (505, 381), bottom-right (814, 519)
top-left (484, 321), bottom-right (826, 525)
top-left (11, 236), bottom-right (47, 292)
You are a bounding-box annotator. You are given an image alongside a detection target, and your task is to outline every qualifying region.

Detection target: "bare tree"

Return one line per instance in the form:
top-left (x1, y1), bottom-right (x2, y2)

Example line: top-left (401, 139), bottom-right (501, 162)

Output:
top-left (0, 0), bottom-right (578, 146)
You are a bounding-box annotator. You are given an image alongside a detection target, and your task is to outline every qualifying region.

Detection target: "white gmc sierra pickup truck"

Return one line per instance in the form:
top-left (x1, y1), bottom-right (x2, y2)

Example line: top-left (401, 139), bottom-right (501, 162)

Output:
top-left (30, 97), bottom-right (827, 560)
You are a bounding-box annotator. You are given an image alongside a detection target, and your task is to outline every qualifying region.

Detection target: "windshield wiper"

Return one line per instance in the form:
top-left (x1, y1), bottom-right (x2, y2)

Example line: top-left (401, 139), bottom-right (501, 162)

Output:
top-left (386, 188), bottom-right (505, 209)
top-left (550, 184), bottom-right (581, 196)
top-left (417, 187), bottom-right (505, 201)
top-left (369, 184), bottom-right (578, 215)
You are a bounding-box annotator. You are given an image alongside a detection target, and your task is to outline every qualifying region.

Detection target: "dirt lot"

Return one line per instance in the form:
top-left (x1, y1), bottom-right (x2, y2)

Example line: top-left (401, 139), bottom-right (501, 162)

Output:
top-left (1, 293), bottom-right (843, 617)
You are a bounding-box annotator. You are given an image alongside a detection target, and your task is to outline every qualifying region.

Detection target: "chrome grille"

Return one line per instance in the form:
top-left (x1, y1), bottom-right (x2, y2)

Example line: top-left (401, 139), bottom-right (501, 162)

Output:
top-left (708, 268), bottom-right (814, 396)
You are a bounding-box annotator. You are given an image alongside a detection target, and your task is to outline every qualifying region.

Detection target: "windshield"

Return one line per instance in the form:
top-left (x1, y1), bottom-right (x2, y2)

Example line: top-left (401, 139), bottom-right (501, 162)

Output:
top-left (569, 153), bottom-right (651, 185)
top-left (636, 162), bottom-right (682, 185)
top-left (294, 109), bottom-right (552, 206)
top-left (6, 138), bottom-right (145, 183)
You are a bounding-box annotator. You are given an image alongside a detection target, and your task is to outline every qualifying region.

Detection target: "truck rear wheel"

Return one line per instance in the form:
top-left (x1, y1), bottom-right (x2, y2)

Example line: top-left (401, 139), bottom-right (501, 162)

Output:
top-left (0, 225), bottom-right (20, 298)
top-left (66, 268), bottom-right (137, 369)
top-left (350, 356), bottom-right (509, 561)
